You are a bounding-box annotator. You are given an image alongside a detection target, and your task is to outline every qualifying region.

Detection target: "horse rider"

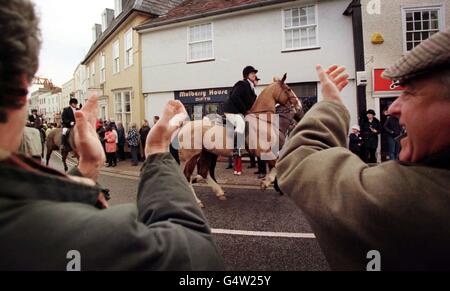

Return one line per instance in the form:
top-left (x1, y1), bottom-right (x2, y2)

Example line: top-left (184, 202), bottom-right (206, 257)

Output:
top-left (224, 66), bottom-right (258, 157)
top-left (61, 98), bottom-right (78, 151)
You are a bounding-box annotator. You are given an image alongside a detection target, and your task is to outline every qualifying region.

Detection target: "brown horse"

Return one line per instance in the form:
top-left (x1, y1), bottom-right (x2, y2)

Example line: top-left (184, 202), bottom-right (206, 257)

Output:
top-left (46, 128), bottom-right (77, 172)
top-left (178, 74), bottom-right (302, 207)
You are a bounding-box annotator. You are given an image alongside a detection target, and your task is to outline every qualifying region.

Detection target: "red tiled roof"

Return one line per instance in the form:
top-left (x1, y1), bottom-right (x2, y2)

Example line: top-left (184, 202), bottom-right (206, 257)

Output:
top-left (136, 0), bottom-right (296, 30)
top-left (166, 0), bottom-right (272, 18)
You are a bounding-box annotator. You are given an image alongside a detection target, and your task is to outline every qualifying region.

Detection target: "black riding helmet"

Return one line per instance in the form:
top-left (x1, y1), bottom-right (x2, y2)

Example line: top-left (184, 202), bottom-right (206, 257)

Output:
top-left (243, 66), bottom-right (258, 79)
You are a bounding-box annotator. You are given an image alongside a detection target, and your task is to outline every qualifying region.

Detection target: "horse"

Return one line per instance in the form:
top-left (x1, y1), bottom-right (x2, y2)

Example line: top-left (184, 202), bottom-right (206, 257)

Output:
top-left (46, 128), bottom-right (77, 172)
top-left (178, 74), bottom-right (303, 208)
top-left (259, 102), bottom-right (304, 191)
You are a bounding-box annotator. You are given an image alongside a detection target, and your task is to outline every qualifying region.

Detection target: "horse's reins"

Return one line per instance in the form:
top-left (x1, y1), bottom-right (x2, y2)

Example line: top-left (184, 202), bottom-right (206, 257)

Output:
top-left (251, 86), bottom-right (296, 115)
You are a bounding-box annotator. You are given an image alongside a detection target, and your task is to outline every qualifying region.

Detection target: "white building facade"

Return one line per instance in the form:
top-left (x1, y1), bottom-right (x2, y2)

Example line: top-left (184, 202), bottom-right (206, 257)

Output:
top-left (61, 78), bottom-right (75, 112)
top-left (40, 90), bottom-right (62, 123)
top-left (138, 0), bottom-right (360, 126)
top-left (73, 64), bottom-right (88, 106)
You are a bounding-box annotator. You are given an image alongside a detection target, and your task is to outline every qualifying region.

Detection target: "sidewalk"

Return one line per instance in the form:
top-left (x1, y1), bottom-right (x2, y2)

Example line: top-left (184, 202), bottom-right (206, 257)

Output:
top-left (100, 159), bottom-right (264, 187)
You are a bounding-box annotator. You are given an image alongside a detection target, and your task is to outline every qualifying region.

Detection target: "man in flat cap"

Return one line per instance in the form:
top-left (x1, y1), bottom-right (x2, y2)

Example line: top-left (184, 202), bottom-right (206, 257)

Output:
top-left (277, 29), bottom-right (450, 271)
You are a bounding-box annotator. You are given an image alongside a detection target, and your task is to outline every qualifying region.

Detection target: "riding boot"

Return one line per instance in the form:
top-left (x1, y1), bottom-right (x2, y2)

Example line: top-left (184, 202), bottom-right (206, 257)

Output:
top-left (233, 132), bottom-right (245, 158)
top-left (61, 134), bottom-right (68, 151)
top-left (234, 156), bottom-right (242, 176)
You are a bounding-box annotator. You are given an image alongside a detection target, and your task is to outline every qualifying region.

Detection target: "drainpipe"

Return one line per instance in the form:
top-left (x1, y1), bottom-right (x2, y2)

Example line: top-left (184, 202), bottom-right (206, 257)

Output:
top-left (344, 0), bottom-right (367, 124)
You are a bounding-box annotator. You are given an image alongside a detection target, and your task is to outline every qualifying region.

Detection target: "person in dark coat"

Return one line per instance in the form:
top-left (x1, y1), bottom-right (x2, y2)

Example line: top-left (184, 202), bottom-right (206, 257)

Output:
top-left (139, 120), bottom-right (151, 160)
top-left (60, 98), bottom-right (78, 150)
top-left (224, 66), bottom-right (258, 175)
top-left (349, 125), bottom-right (364, 161)
top-left (224, 66), bottom-right (258, 145)
top-left (361, 109), bottom-right (382, 164)
top-left (97, 123), bottom-right (106, 153)
top-left (116, 122), bottom-right (126, 161)
top-left (384, 114), bottom-right (402, 160)
top-left (224, 66), bottom-right (258, 116)
top-left (28, 109), bottom-right (38, 125)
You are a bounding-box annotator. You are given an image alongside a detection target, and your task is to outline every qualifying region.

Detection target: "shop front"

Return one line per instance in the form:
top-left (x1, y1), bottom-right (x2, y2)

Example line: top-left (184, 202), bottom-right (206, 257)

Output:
top-left (288, 82), bottom-right (318, 114)
top-left (372, 68), bottom-right (405, 161)
top-left (175, 87), bottom-right (231, 120)
top-left (175, 82), bottom-right (318, 122)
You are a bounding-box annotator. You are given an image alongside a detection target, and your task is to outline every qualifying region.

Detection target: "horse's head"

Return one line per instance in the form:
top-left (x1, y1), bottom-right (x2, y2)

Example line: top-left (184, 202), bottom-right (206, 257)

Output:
top-left (272, 74), bottom-right (302, 112)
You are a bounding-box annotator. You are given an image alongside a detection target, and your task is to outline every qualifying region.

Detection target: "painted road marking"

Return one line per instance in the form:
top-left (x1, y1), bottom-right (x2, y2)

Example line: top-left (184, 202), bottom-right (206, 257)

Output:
top-left (212, 229), bottom-right (316, 239)
top-left (52, 153), bottom-right (314, 239)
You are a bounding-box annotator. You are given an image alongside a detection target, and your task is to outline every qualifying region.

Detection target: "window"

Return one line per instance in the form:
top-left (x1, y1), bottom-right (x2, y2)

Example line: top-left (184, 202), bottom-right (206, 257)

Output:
top-left (289, 82), bottom-right (318, 113)
top-left (124, 29), bottom-right (133, 68)
top-left (283, 5), bottom-right (318, 51)
top-left (115, 0), bottom-right (123, 17)
top-left (115, 91), bottom-right (132, 129)
top-left (100, 52), bottom-right (106, 83)
top-left (188, 23), bottom-right (213, 62)
top-left (90, 62), bottom-right (95, 87)
top-left (113, 40), bottom-right (120, 74)
top-left (86, 66), bottom-right (90, 86)
top-left (402, 5), bottom-right (444, 52)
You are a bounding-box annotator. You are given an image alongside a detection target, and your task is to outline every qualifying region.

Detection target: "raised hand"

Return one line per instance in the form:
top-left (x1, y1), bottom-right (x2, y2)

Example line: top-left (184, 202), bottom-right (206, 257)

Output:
top-left (145, 100), bottom-right (189, 157)
top-left (74, 95), bottom-right (106, 180)
top-left (316, 64), bottom-right (349, 102)
top-left (325, 65), bottom-right (350, 92)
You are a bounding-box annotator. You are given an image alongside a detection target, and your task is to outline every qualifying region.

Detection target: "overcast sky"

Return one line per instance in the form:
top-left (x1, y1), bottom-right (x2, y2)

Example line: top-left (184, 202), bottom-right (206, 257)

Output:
top-left (32, 0), bottom-right (114, 86)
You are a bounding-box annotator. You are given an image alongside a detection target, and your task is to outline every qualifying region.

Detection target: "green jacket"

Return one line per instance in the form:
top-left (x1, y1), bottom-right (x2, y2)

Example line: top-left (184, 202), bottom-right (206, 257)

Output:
top-left (277, 101), bottom-right (450, 271)
top-left (0, 153), bottom-right (224, 271)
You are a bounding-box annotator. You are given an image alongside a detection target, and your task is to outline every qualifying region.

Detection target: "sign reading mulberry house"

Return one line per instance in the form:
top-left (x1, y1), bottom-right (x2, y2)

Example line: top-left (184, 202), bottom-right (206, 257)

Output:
top-left (175, 87), bottom-right (231, 104)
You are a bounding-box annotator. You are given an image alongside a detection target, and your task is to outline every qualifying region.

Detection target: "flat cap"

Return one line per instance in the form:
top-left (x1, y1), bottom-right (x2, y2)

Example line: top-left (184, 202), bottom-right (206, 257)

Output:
top-left (382, 29), bottom-right (450, 83)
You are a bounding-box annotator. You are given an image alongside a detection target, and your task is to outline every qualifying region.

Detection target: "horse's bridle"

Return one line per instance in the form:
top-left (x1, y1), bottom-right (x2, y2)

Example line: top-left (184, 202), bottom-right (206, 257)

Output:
top-left (275, 86), bottom-right (300, 111)
top-left (251, 83), bottom-right (300, 114)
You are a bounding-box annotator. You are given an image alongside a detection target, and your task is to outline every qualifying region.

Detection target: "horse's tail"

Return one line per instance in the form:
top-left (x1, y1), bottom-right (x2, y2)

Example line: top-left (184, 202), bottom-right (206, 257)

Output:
top-left (209, 152), bottom-right (218, 183)
top-left (46, 129), bottom-right (56, 149)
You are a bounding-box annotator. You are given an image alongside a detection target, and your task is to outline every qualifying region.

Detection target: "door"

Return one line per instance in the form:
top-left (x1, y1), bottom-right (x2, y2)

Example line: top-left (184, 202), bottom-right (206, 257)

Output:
top-left (193, 105), bottom-right (203, 120)
top-left (380, 97), bottom-right (399, 161)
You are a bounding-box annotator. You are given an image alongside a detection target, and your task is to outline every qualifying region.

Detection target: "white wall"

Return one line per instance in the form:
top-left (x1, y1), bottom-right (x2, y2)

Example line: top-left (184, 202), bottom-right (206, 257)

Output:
top-left (144, 92), bottom-right (175, 125)
top-left (141, 0), bottom-right (356, 93)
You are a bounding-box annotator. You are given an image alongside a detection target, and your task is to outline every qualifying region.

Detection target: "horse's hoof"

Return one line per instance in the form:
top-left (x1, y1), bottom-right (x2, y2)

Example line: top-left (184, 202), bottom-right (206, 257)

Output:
top-left (260, 181), bottom-right (267, 190)
top-left (217, 195), bottom-right (227, 201)
top-left (198, 202), bottom-right (205, 209)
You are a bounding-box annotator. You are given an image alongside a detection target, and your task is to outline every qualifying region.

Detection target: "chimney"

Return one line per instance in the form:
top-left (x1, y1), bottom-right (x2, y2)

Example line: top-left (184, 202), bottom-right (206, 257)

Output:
top-left (114, 0), bottom-right (127, 17)
top-left (92, 24), bottom-right (102, 42)
top-left (102, 8), bottom-right (115, 32)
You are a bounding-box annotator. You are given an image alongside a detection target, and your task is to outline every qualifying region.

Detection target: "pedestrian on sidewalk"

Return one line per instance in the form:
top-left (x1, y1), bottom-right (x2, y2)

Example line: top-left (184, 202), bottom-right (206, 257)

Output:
top-left (105, 125), bottom-right (117, 168)
top-left (110, 121), bottom-right (118, 165)
top-left (349, 125), bottom-right (364, 161)
top-left (97, 122), bottom-right (106, 154)
top-left (361, 109), bottom-right (382, 164)
top-left (116, 122), bottom-right (126, 161)
top-left (127, 123), bottom-right (140, 166)
top-left (139, 120), bottom-right (151, 160)
top-left (384, 112), bottom-right (402, 160)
